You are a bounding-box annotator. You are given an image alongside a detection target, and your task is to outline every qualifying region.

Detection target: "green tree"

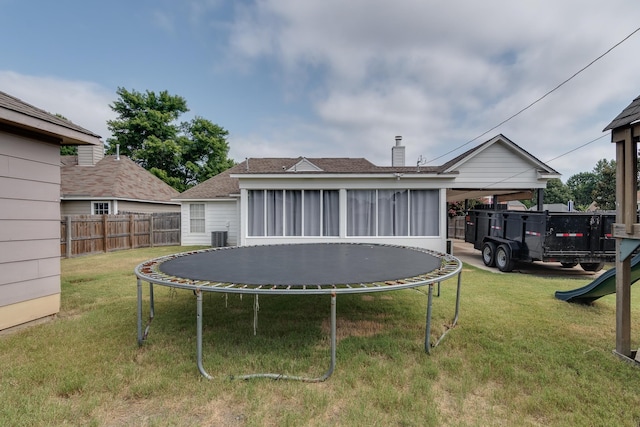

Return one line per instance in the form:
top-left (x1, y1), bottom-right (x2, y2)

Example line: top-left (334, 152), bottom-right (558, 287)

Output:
top-left (106, 88), bottom-right (187, 159)
top-left (543, 178), bottom-right (573, 205)
top-left (180, 117), bottom-right (235, 185)
top-left (105, 87), bottom-right (234, 191)
top-left (60, 145), bottom-right (78, 155)
top-left (591, 159), bottom-right (617, 210)
top-left (566, 172), bottom-right (598, 210)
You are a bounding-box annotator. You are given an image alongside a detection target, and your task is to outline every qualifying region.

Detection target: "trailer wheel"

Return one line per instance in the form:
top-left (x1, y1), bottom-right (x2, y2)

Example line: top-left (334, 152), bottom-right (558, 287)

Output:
top-left (580, 261), bottom-right (605, 272)
top-left (495, 244), bottom-right (515, 272)
top-left (560, 262), bottom-right (578, 268)
top-left (481, 242), bottom-right (497, 267)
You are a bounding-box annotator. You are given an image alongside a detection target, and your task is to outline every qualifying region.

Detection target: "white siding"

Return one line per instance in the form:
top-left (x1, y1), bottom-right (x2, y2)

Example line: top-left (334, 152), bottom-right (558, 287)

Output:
top-left (77, 144), bottom-right (103, 166)
top-left (448, 142), bottom-right (545, 188)
top-left (61, 200), bottom-right (92, 216)
top-left (0, 132), bottom-right (61, 329)
top-left (181, 200), bottom-right (239, 246)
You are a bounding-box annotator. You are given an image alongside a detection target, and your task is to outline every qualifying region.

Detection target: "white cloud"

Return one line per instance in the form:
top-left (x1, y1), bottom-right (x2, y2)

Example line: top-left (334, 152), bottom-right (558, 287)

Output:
top-left (0, 71), bottom-right (115, 142)
top-left (225, 0), bottom-right (640, 178)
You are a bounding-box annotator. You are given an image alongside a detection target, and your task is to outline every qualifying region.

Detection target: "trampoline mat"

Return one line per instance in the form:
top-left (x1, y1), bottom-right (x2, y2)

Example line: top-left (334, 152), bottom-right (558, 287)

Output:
top-left (159, 244), bottom-right (442, 286)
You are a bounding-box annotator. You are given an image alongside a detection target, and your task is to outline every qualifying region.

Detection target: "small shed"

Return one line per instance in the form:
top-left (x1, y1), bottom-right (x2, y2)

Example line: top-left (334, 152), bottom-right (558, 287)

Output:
top-left (0, 91), bottom-right (101, 331)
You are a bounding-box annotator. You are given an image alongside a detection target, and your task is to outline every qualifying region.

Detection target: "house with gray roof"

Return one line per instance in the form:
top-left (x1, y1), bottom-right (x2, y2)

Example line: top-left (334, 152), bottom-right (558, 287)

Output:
top-left (61, 144), bottom-right (180, 215)
top-left (176, 134), bottom-right (560, 252)
top-left (0, 90), bottom-right (101, 331)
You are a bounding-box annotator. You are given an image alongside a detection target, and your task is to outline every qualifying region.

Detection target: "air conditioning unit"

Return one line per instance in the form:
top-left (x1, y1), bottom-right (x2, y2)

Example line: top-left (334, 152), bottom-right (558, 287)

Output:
top-left (211, 231), bottom-right (228, 247)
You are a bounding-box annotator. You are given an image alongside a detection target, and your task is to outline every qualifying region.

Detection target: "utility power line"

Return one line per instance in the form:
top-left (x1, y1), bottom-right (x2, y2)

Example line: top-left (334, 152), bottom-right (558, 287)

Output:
top-left (425, 25), bottom-right (640, 165)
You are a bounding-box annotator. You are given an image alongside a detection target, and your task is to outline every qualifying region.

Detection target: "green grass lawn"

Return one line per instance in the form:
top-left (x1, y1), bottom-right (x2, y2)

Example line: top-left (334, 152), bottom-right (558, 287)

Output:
top-left (2, 246), bottom-right (640, 426)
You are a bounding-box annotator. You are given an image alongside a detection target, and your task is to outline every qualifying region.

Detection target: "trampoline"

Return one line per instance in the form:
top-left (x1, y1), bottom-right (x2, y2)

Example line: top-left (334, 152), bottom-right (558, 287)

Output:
top-left (135, 243), bottom-right (462, 381)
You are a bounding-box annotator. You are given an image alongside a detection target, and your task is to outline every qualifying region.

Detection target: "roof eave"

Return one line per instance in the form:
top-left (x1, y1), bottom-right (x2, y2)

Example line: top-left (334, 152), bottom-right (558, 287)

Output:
top-left (175, 196), bottom-right (238, 202)
top-left (230, 173), bottom-right (448, 179)
top-left (537, 171), bottom-right (562, 180)
top-left (0, 109), bottom-right (101, 145)
top-left (61, 196), bottom-right (180, 205)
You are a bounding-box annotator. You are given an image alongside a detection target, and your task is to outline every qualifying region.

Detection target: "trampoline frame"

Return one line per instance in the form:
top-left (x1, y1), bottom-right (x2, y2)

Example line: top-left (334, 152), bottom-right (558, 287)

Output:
top-left (134, 243), bottom-right (462, 381)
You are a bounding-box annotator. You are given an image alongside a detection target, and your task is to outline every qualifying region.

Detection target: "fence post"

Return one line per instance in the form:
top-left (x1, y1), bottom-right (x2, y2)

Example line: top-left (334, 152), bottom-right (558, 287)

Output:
top-left (149, 214), bottom-right (154, 248)
top-left (130, 214), bottom-right (135, 249)
top-left (66, 216), bottom-right (72, 258)
top-left (103, 214), bottom-right (108, 253)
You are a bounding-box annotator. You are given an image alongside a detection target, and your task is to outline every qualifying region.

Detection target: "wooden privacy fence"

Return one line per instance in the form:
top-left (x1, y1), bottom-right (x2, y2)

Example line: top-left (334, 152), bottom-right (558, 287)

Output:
top-left (61, 213), bottom-right (181, 258)
top-left (447, 215), bottom-right (466, 240)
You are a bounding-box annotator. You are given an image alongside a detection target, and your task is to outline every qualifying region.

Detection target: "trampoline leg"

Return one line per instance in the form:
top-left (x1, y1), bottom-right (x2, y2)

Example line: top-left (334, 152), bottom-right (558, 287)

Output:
top-left (149, 283), bottom-right (155, 321)
top-left (425, 284), bottom-right (434, 354)
top-left (325, 292), bottom-right (337, 380)
top-left (137, 279), bottom-right (155, 346)
top-left (307, 292), bottom-right (337, 382)
top-left (196, 289), bottom-right (213, 380)
top-left (253, 295), bottom-right (259, 336)
top-left (232, 292), bottom-right (337, 382)
top-left (430, 271), bottom-right (463, 350)
top-left (137, 279), bottom-right (143, 345)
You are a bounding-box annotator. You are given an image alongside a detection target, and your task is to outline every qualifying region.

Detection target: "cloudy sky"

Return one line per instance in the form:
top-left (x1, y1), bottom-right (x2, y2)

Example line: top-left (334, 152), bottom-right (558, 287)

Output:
top-left (2, 0), bottom-right (640, 181)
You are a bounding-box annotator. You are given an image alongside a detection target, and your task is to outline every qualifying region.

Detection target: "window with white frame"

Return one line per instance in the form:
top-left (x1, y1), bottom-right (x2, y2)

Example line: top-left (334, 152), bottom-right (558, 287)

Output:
top-left (347, 189), bottom-right (439, 236)
top-left (248, 189), bottom-right (339, 236)
top-left (92, 201), bottom-right (110, 215)
top-left (190, 203), bottom-right (206, 233)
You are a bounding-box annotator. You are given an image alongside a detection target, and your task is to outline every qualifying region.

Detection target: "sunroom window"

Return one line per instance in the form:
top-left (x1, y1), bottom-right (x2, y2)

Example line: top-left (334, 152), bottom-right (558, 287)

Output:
top-left (248, 190), bottom-right (339, 236)
top-left (347, 189), bottom-right (439, 236)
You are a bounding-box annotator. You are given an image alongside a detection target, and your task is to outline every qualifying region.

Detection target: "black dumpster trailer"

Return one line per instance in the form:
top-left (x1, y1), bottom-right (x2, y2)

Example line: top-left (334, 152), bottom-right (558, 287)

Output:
top-left (464, 208), bottom-right (616, 272)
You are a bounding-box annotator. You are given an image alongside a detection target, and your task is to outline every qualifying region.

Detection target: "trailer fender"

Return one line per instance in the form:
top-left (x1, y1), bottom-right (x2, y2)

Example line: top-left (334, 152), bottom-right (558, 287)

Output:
top-left (482, 237), bottom-right (522, 256)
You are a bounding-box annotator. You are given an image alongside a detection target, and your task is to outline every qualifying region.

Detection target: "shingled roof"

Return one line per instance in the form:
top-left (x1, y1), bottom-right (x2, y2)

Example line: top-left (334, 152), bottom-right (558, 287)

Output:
top-left (61, 155), bottom-right (179, 202)
top-left (176, 162), bottom-right (244, 200)
top-left (0, 91), bottom-right (101, 144)
top-left (604, 93), bottom-right (640, 131)
top-left (176, 135), bottom-right (559, 201)
top-left (175, 157), bottom-right (443, 200)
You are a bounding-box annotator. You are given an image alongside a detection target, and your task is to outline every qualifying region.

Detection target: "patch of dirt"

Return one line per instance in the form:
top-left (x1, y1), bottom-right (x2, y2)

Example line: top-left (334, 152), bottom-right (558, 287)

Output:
top-left (97, 396), bottom-right (249, 427)
top-left (432, 380), bottom-right (510, 426)
top-left (321, 317), bottom-right (388, 341)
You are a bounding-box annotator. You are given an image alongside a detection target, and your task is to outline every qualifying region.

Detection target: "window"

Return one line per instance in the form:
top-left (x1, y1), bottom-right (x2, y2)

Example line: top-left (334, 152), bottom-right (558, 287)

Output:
top-left (322, 190), bottom-right (339, 236)
top-left (248, 190), bottom-right (339, 236)
top-left (410, 190), bottom-right (439, 236)
top-left (347, 190), bottom-right (376, 236)
top-left (92, 201), bottom-right (110, 215)
top-left (285, 190), bottom-right (302, 236)
top-left (378, 190), bottom-right (408, 236)
top-left (190, 203), bottom-right (205, 233)
top-left (347, 189), bottom-right (439, 236)
top-left (248, 189), bottom-right (265, 236)
top-left (266, 190), bottom-right (284, 236)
